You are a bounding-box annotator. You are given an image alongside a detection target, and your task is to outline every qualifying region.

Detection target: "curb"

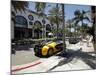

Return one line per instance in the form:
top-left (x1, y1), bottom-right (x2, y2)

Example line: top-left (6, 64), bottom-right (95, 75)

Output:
top-left (12, 61), bottom-right (41, 72)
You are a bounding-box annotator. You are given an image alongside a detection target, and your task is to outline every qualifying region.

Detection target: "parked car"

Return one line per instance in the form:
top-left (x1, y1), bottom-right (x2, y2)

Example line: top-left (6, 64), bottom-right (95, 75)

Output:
top-left (34, 41), bottom-right (64, 57)
top-left (69, 37), bottom-right (80, 44)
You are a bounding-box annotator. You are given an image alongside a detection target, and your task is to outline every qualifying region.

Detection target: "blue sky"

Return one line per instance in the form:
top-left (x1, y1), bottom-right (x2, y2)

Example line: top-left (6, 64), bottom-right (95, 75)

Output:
top-left (28, 1), bottom-right (91, 23)
top-left (65, 4), bottom-right (91, 20)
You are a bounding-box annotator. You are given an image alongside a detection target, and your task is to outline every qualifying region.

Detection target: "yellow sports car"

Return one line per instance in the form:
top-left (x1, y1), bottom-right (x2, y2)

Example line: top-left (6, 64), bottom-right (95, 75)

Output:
top-left (34, 41), bottom-right (63, 57)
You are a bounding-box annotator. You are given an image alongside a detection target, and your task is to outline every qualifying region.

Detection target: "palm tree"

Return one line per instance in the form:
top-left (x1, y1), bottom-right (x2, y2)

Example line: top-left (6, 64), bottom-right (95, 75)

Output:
top-left (11, 1), bottom-right (29, 13)
top-left (35, 2), bottom-right (46, 14)
top-left (72, 10), bottom-right (90, 38)
top-left (48, 4), bottom-right (63, 39)
top-left (34, 2), bottom-right (46, 39)
top-left (11, 1), bottom-right (29, 22)
top-left (35, 2), bottom-right (47, 19)
top-left (67, 19), bottom-right (74, 37)
top-left (61, 4), bottom-right (66, 51)
top-left (11, 1), bottom-right (29, 23)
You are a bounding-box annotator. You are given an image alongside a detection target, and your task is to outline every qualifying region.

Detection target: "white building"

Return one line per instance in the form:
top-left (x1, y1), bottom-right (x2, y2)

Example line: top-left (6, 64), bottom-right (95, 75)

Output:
top-left (11, 7), bottom-right (56, 40)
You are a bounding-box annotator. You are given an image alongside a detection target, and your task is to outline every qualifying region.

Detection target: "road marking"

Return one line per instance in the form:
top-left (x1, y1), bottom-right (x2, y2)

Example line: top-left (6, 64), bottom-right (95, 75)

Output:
top-left (12, 61), bottom-right (41, 72)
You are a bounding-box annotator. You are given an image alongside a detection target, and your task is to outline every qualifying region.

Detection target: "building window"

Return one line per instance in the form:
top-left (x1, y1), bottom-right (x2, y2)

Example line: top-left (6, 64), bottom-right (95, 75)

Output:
top-left (28, 15), bottom-right (34, 21)
top-left (34, 21), bottom-right (42, 29)
top-left (34, 21), bottom-right (42, 39)
top-left (46, 24), bottom-right (51, 31)
top-left (15, 15), bottom-right (28, 26)
top-left (29, 21), bottom-right (33, 25)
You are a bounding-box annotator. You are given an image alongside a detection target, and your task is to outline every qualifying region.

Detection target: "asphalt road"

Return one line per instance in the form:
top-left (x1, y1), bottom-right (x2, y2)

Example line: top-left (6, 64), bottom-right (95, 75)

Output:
top-left (11, 50), bottom-right (39, 66)
top-left (11, 40), bottom-right (96, 74)
top-left (11, 40), bottom-right (95, 66)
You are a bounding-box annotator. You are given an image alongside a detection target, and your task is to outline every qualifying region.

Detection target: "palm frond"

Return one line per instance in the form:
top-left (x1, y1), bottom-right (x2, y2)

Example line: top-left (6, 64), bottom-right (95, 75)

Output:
top-left (35, 2), bottom-right (46, 13)
top-left (12, 1), bottom-right (29, 12)
top-left (83, 17), bottom-right (90, 22)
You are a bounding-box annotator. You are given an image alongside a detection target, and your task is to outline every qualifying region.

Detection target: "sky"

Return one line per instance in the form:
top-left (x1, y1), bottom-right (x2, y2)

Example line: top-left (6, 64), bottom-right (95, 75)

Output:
top-left (64, 4), bottom-right (91, 20)
top-left (28, 1), bottom-right (92, 26)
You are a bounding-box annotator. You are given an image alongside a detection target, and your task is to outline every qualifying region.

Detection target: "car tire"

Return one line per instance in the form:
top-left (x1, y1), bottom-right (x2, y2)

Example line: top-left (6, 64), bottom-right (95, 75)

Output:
top-left (47, 48), bottom-right (54, 56)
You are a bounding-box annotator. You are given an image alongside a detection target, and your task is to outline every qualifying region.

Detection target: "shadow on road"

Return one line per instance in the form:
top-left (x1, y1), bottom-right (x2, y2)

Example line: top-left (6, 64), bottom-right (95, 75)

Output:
top-left (12, 44), bottom-right (33, 51)
top-left (47, 48), bottom-right (96, 72)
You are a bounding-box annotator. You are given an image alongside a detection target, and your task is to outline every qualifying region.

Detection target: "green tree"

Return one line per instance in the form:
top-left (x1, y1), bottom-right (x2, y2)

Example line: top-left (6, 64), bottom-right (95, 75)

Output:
top-left (35, 2), bottom-right (46, 13)
top-left (12, 1), bottom-right (29, 13)
top-left (48, 4), bottom-right (63, 39)
top-left (35, 2), bottom-right (46, 17)
top-left (11, 1), bottom-right (29, 22)
top-left (66, 19), bottom-right (74, 37)
top-left (72, 10), bottom-right (90, 37)
top-left (34, 2), bottom-right (46, 39)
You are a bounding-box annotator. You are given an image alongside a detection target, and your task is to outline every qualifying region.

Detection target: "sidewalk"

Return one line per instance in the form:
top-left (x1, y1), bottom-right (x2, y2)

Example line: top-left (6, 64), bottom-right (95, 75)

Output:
top-left (66, 41), bottom-right (95, 52)
top-left (11, 50), bottom-right (39, 66)
top-left (12, 55), bottom-right (95, 74)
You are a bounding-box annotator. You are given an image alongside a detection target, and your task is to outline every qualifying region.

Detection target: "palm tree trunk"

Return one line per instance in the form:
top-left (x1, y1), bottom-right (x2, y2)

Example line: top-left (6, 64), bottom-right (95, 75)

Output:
top-left (81, 20), bottom-right (85, 38)
top-left (62, 4), bottom-right (66, 51)
top-left (56, 4), bottom-right (59, 39)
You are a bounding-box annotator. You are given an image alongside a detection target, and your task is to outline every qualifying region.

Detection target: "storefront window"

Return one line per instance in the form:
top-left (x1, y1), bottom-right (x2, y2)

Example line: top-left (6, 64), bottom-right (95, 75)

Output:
top-left (34, 21), bottom-right (42, 29)
top-left (15, 15), bottom-right (28, 27)
top-left (46, 24), bottom-right (51, 31)
top-left (29, 21), bottom-right (33, 25)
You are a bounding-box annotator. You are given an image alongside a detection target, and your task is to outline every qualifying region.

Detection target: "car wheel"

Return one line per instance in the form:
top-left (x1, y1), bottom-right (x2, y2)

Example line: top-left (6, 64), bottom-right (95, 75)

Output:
top-left (47, 48), bottom-right (53, 56)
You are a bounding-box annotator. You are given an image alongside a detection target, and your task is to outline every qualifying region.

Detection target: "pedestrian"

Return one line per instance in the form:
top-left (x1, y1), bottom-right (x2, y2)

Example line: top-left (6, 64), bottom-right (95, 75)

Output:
top-left (87, 35), bottom-right (93, 47)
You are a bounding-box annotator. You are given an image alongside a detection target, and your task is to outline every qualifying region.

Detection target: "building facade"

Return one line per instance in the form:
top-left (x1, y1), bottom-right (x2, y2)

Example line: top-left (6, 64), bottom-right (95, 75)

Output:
top-left (11, 7), bottom-right (55, 40)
